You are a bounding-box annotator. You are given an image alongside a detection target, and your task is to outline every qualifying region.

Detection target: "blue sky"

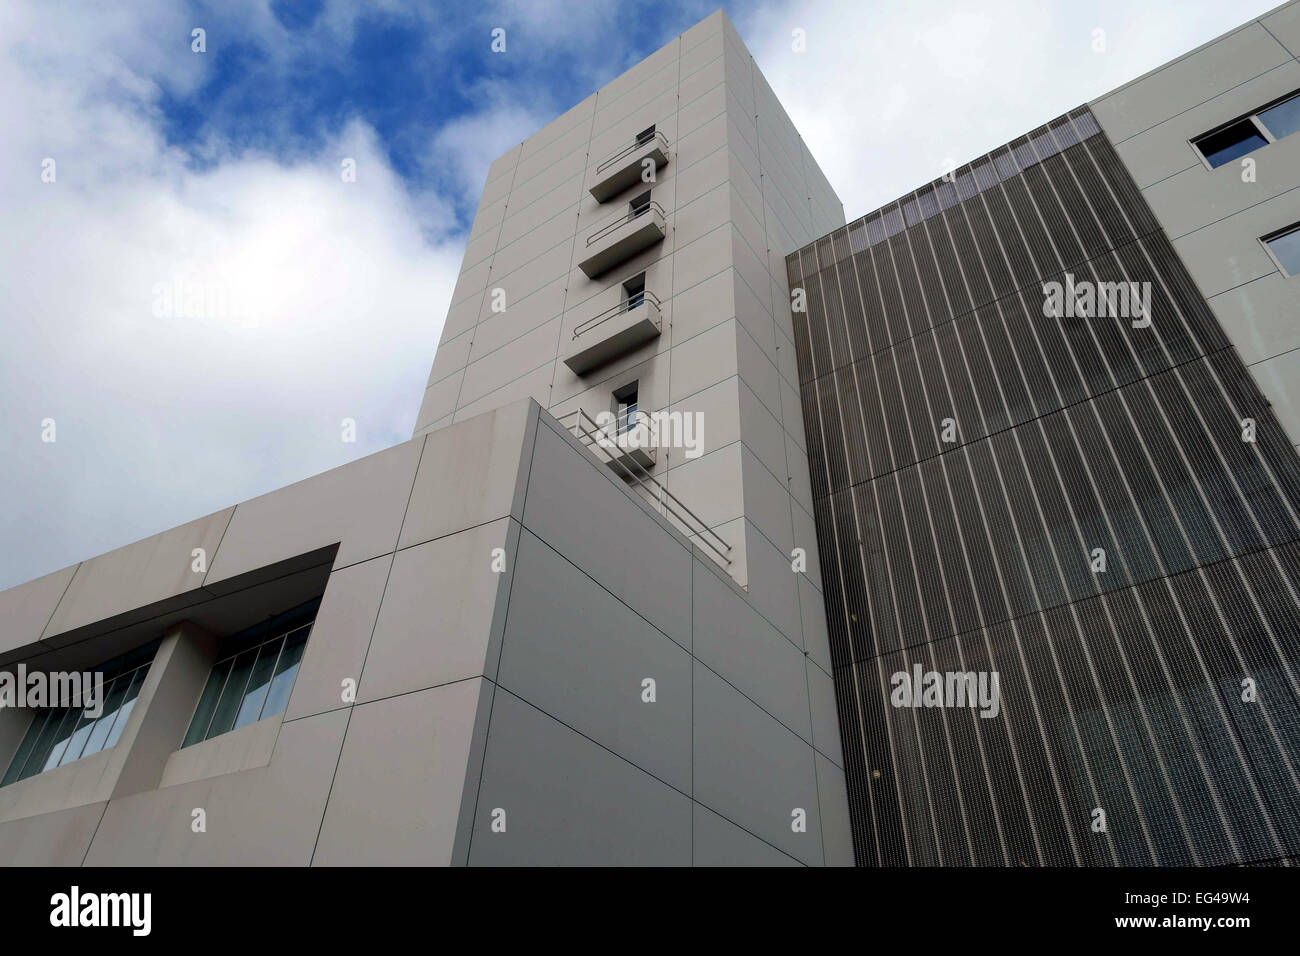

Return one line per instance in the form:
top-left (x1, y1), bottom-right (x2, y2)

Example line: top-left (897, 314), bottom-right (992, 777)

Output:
top-left (155, 0), bottom-right (721, 232)
top-left (0, 0), bottom-right (1285, 590)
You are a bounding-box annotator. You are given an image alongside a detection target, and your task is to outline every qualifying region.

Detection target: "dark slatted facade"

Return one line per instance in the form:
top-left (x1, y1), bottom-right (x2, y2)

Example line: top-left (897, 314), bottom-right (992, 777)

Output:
top-left (787, 106), bottom-right (1300, 866)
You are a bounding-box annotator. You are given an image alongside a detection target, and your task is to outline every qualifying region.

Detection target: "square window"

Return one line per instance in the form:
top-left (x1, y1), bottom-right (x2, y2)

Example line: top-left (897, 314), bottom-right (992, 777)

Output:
top-left (1194, 118), bottom-right (1268, 168)
top-left (623, 272), bottom-right (646, 308)
top-left (613, 381), bottom-right (638, 435)
top-left (1259, 93), bottom-right (1300, 141)
top-left (1264, 224), bottom-right (1300, 277)
top-left (181, 601), bottom-right (317, 748)
top-left (2, 640), bottom-right (159, 787)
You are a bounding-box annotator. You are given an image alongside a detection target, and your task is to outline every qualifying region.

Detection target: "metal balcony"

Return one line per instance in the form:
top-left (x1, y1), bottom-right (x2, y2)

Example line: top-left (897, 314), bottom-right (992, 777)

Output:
top-left (594, 409), bottom-right (657, 470)
top-left (577, 201), bottom-right (667, 278)
top-left (588, 130), bottom-right (670, 202)
top-left (563, 291), bottom-right (662, 375)
top-left (555, 408), bottom-right (732, 571)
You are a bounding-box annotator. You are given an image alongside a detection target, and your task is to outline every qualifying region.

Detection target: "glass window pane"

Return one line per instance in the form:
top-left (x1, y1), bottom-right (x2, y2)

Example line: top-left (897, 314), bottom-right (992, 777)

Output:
top-left (102, 667), bottom-right (148, 750)
top-left (0, 643), bottom-right (160, 786)
top-left (22, 709), bottom-right (70, 781)
top-left (182, 658), bottom-right (233, 748)
top-left (1266, 226), bottom-right (1300, 276)
top-left (233, 638), bottom-right (283, 730)
top-left (1259, 95), bottom-right (1300, 140)
top-left (261, 628), bottom-right (309, 720)
top-left (2, 711), bottom-right (52, 786)
top-left (81, 675), bottom-right (131, 759)
top-left (205, 650), bottom-right (256, 740)
top-left (41, 709), bottom-right (81, 771)
top-left (1196, 118), bottom-right (1268, 168)
top-left (57, 709), bottom-right (99, 767)
top-left (19, 712), bottom-right (59, 781)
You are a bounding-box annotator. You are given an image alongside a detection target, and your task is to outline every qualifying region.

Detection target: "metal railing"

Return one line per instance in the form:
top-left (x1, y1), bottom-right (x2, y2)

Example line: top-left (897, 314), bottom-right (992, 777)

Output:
top-left (572, 290), bottom-right (662, 341)
top-left (585, 200), bottom-right (666, 247)
top-left (555, 408), bottom-right (732, 569)
top-left (594, 130), bottom-right (670, 175)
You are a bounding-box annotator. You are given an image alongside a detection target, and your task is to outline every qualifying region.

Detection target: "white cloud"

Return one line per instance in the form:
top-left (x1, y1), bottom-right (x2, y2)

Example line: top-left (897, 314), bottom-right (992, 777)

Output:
top-left (429, 97), bottom-right (550, 203)
top-left (735, 0), bottom-right (1285, 219)
top-left (0, 1), bottom-right (461, 589)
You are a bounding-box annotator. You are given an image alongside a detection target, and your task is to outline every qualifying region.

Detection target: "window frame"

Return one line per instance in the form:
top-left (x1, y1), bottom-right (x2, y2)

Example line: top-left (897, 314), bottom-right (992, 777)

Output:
top-left (1, 641), bottom-right (159, 787)
top-left (622, 271), bottom-right (646, 309)
top-left (1261, 222), bottom-right (1300, 279)
top-left (1190, 89), bottom-right (1300, 170)
top-left (180, 600), bottom-right (318, 749)
top-left (628, 189), bottom-right (652, 217)
top-left (612, 380), bottom-right (639, 436)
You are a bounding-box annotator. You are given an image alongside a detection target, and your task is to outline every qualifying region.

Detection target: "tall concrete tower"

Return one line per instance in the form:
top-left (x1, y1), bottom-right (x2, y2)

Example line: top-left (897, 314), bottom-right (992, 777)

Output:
top-left (415, 10), bottom-right (844, 647)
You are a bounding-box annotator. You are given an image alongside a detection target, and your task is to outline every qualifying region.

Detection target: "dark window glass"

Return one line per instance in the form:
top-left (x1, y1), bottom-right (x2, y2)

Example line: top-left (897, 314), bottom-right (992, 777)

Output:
top-left (56, 709), bottom-right (98, 767)
top-left (261, 627), bottom-right (310, 721)
top-left (623, 272), bottom-right (646, 308)
top-left (206, 649), bottom-right (256, 739)
top-left (233, 638), bottom-right (283, 731)
top-left (1194, 118), bottom-right (1267, 167)
top-left (39, 709), bottom-right (80, 772)
top-left (181, 602), bottom-right (318, 748)
top-left (1259, 94), bottom-right (1300, 140)
top-left (1265, 224), bottom-right (1300, 276)
top-left (102, 668), bottom-right (147, 750)
top-left (21, 709), bottom-right (69, 779)
top-left (183, 658), bottom-right (232, 748)
top-left (2, 644), bottom-right (157, 787)
top-left (1, 711), bottom-right (51, 786)
top-left (613, 380), bottom-right (639, 436)
top-left (82, 674), bottom-right (134, 757)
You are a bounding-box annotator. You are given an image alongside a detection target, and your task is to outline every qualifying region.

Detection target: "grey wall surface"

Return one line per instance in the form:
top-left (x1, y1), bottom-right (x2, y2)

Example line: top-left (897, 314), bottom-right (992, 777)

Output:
top-left (0, 398), bottom-right (851, 865)
top-left (1091, 0), bottom-right (1300, 450)
top-left (0, 402), bottom-right (533, 866)
top-left (470, 407), bottom-right (851, 865)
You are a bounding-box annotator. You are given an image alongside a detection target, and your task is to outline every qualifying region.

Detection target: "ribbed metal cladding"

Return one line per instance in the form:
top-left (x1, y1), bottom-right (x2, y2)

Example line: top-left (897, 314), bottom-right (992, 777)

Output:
top-left (787, 106), bottom-right (1300, 866)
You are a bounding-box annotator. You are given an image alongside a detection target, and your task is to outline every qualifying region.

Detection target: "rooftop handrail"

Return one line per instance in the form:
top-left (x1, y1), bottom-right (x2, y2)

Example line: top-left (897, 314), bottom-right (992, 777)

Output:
top-left (555, 408), bottom-right (732, 569)
top-left (594, 129), bottom-right (670, 175)
top-left (585, 200), bottom-right (666, 247)
top-left (572, 290), bottom-right (662, 340)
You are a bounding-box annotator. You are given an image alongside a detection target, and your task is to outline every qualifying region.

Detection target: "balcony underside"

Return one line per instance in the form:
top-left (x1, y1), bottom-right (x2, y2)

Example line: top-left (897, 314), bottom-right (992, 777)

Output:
top-left (589, 140), bottom-right (669, 202)
top-left (563, 300), bottom-right (662, 375)
top-left (578, 210), bottom-right (666, 278)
